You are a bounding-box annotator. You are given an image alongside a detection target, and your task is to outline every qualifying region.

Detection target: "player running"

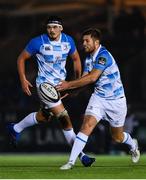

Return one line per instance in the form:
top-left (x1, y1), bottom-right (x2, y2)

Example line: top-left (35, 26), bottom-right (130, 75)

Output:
top-left (56, 28), bottom-right (140, 170)
top-left (7, 16), bottom-right (95, 167)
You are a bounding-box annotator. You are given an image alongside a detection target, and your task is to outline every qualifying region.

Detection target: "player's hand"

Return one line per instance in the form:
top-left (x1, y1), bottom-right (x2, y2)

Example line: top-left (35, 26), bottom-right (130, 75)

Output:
top-left (56, 81), bottom-right (70, 92)
top-left (21, 79), bottom-right (33, 96)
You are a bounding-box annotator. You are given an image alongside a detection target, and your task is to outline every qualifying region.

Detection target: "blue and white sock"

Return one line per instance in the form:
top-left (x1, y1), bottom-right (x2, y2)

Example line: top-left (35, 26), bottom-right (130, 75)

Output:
top-left (68, 132), bottom-right (88, 165)
top-left (122, 132), bottom-right (136, 150)
top-left (62, 129), bottom-right (85, 159)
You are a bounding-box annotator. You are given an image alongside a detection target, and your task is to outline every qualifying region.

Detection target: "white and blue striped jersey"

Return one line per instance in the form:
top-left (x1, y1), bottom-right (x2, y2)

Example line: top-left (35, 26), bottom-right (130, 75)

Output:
top-left (25, 33), bottom-right (76, 86)
top-left (83, 45), bottom-right (125, 99)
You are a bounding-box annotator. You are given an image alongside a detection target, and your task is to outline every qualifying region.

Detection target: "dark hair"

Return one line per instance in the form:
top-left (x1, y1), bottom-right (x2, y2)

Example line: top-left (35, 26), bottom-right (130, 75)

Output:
top-left (45, 15), bottom-right (63, 26)
top-left (82, 28), bottom-right (101, 41)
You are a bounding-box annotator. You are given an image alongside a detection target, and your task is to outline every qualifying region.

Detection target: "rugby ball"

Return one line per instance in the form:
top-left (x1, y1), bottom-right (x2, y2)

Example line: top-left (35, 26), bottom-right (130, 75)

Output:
top-left (39, 82), bottom-right (60, 103)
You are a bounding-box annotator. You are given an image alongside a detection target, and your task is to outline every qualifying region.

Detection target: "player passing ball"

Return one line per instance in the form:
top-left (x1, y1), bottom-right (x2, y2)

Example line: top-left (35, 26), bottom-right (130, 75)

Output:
top-left (56, 28), bottom-right (140, 170)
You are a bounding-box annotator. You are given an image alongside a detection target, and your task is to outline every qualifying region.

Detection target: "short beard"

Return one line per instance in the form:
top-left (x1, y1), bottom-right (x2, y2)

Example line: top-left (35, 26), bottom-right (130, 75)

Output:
top-left (85, 48), bottom-right (94, 54)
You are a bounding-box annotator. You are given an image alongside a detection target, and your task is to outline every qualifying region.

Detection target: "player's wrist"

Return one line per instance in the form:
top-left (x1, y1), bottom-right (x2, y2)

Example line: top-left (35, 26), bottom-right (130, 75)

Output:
top-left (68, 81), bottom-right (75, 89)
top-left (20, 75), bottom-right (27, 82)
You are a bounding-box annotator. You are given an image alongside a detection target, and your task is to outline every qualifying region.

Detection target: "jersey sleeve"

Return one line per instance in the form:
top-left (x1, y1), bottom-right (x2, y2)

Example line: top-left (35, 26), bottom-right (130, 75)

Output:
top-left (25, 37), bottom-right (41, 55)
top-left (94, 54), bottom-right (112, 71)
top-left (68, 36), bottom-right (76, 55)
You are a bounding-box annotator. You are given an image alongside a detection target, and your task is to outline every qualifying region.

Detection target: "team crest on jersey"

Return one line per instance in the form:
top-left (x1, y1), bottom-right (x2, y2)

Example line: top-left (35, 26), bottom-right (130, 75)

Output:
top-left (98, 57), bottom-right (106, 65)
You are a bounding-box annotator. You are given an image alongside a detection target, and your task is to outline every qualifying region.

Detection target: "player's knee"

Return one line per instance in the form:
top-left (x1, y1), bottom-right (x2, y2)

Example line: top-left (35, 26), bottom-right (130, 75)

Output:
top-left (81, 116), bottom-right (97, 135)
top-left (112, 134), bottom-right (123, 143)
top-left (81, 122), bottom-right (93, 135)
top-left (36, 111), bottom-right (46, 122)
top-left (56, 109), bottom-right (72, 129)
top-left (36, 110), bottom-right (53, 123)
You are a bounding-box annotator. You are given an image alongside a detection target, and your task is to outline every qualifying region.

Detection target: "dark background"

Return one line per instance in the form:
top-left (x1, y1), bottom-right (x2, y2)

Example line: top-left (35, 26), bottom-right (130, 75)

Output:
top-left (0, 0), bottom-right (146, 154)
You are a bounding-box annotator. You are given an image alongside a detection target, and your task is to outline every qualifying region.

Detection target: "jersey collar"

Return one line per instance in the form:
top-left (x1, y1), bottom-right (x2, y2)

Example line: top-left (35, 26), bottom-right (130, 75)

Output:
top-left (48, 34), bottom-right (62, 45)
top-left (90, 44), bottom-right (102, 61)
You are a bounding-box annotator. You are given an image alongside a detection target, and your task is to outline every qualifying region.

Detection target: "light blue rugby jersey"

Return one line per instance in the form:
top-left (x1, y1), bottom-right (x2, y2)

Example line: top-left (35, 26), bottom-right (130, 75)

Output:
top-left (25, 33), bottom-right (76, 86)
top-left (83, 45), bottom-right (125, 99)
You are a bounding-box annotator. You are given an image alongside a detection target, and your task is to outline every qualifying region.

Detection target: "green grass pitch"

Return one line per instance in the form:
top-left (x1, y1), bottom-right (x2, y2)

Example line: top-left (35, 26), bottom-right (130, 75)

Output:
top-left (0, 154), bottom-right (146, 179)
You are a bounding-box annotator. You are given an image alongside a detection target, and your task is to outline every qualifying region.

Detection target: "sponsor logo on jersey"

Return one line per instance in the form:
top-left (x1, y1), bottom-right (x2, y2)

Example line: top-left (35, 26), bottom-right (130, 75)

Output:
top-left (45, 46), bottom-right (51, 51)
top-left (53, 45), bottom-right (62, 51)
top-left (98, 57), bottom-right (106, 65)
top-left (63, 44), bottom-right (68, 51)
top-left (56, 55), bottom-right (62, 60)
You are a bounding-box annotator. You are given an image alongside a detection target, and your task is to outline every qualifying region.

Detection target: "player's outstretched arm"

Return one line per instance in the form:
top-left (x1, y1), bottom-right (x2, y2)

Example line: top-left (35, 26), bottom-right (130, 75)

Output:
top-left (56, 69), bottom-right (102, 91)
